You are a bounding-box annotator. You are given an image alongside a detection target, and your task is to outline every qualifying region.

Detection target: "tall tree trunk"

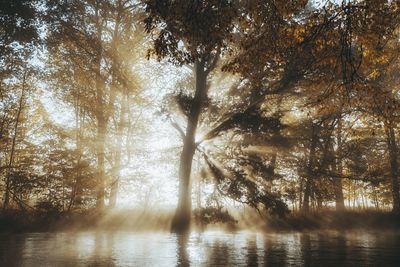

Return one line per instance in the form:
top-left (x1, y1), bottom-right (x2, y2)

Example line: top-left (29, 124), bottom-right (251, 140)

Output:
top-left (94, 9), bottom-right (105, 209)
top-left (334, 118), bottom-right (345, 211)
top-left (373, 188), bottom-right (379, 210)
top-left (302, 173), bottom-right (312, 213)
top-left (109, 91), bottom-right (127, 208)
top-left (96, 114), bottom-right (106, 209)
top-left (171, 60), bottom-right (207, 232)
top-left (299, 178), bottom-right (304, 210)
top-left (302, 125), bottom-right (318, 214)
top-left (68, 91), bottom-right (84, 211)
top-left (107, 2), bottom-right (124, 208)
top-left (352, 183), bottom-right (356, 209)
top-left (385, 124), bottom-right (400, 213)
top-left (3, 71), bottom-right (26, 210)
top-left (68, 157), bottom-right (81, 211)
top-left (333, 172), bottom-right (345, 211)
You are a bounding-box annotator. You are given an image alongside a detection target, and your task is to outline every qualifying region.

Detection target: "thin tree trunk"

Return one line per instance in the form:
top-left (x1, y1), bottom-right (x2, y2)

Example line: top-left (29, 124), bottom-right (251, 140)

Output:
top-left (299, 178), bottom-right (304, 210)
top-left (68, 157), bottom-right (81, 211)
top-left (3, 70), bottom-right (27, 210)
top-left (373, 188), bottom-right (379, 210)
top-left (94, 9), bottom-right (105, 209)
top-left (96, 115), bottom-right (106, 209)
top-left (334, 117), bottom-right (345, 211)
top-left (302, 125), bottom-right (318, 214)
top-left (385, 125), bottom-right (400, 213)
top-left (105, 2), bottom-right (125, 208)
top-left (303, 179), bottom-right (312, 213)
top-left (109, 91), bottom-right (127, 208)
top-left (68, 90), bottom-right (84, 211)
top-left (361, 188), bottom-right (366, 210)
top-left (108, 2), bottom-right (123, 209)
top-left (171, 60), bottom-right (207, 232)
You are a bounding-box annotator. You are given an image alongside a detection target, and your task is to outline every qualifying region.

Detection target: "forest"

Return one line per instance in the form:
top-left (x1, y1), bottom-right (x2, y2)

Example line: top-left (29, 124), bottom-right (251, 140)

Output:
top-left (1, 0), bottom-right (400, 235)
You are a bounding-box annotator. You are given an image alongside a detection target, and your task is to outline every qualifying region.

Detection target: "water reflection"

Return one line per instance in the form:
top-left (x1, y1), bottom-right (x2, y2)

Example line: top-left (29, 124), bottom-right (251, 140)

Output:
top-left (264, 235), bottom-right (288, 266)
top-left (246, 235), bottom-right (258, 266)
top-left (300, 232), bottom-right (311, 266)
top-left (177, 234), bottom-right (189, 267)
top-left (0, 230), bottom-right (400, 266)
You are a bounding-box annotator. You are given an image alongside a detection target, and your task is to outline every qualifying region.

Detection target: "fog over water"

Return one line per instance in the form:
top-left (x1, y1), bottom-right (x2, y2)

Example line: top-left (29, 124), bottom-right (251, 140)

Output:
top-left (2, 1), bottom-right (400, 266)
top-left (1, 230), bottom-right (400, 267)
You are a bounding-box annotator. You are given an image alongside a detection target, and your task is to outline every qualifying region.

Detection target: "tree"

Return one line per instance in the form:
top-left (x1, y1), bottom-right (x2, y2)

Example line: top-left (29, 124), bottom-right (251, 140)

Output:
top-left (144, 0), bottom-right (237, 232)
top-left (46, 0), bottom-right (143, 209)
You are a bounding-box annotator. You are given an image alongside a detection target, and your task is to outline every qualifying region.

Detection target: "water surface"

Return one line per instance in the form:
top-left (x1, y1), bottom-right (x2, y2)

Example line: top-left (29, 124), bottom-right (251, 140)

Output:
top-left (0, 230), bottom-right (399, 266)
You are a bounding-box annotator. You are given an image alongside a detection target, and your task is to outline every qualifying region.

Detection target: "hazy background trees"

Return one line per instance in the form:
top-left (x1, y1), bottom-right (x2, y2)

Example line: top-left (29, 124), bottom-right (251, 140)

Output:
top-left (0, 0), bottom-right (399, 232)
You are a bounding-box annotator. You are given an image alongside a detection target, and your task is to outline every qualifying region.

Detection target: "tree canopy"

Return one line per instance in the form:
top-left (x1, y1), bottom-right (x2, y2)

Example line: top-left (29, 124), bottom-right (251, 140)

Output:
top-left (0, 0), bottom-right (400, 232)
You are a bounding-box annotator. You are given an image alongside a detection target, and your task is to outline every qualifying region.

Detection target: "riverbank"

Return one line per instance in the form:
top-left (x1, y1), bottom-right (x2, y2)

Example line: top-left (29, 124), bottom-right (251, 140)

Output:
top-left (0, 208), bottom-right (173, 232)
top-left (0, 209), bottom-right (399, 233)
top-left (262, 210), bottom-right (400, 231)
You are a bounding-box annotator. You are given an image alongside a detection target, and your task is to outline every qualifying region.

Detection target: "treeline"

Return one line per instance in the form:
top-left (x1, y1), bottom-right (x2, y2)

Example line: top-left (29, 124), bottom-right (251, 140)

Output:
top-left (1, 0), bottom-right (400, 232)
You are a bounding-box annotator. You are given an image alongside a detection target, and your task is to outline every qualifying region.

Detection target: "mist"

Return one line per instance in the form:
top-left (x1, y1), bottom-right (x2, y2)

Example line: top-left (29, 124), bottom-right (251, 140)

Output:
top-left (1, 0), bottom-right (400, 266)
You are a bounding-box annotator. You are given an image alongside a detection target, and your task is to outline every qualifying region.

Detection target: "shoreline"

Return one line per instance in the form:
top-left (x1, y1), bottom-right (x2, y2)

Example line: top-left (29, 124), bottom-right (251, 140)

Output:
top-left (1, 209), bottom-right (399, 233)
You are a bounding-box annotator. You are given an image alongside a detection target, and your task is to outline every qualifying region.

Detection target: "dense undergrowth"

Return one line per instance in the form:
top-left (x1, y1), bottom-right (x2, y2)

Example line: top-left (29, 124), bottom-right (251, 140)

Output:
top-left (1, 208), bottom-right (400, 233)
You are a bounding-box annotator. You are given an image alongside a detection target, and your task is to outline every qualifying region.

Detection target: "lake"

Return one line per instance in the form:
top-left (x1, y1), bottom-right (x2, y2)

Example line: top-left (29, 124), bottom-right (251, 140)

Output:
top-left (0, 230), bottom-right (399, 266)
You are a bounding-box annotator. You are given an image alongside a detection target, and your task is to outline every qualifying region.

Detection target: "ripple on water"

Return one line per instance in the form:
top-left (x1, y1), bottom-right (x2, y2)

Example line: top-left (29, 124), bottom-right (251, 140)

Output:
top-left (0, 230), bottom-right (399, 266)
